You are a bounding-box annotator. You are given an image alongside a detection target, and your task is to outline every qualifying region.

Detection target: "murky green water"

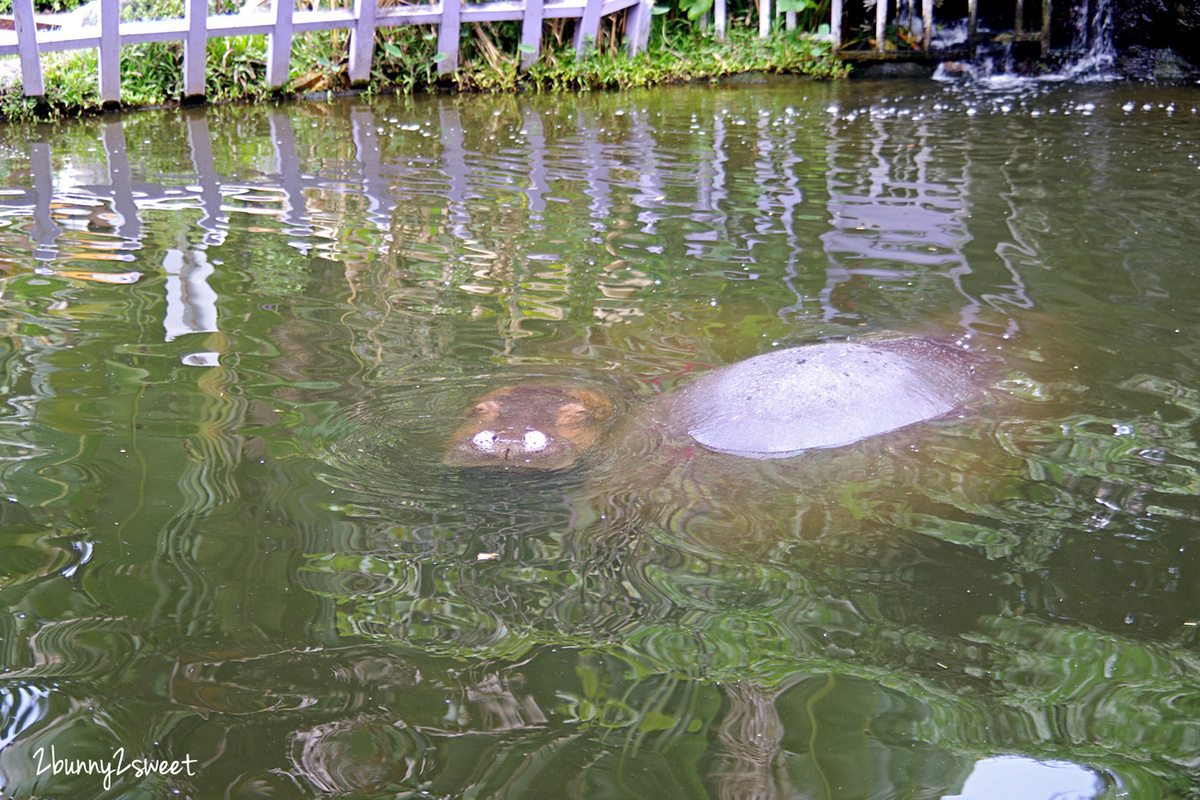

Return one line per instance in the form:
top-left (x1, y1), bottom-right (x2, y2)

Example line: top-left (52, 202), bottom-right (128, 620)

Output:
top-left (0, 76), bottom-right (1198, 799)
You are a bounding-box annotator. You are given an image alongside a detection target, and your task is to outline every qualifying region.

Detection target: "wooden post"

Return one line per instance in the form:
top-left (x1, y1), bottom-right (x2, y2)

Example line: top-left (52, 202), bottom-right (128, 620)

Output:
top-left (759, 0), bottom-right (771, 38)
top-left (519, 0), bottom-right (543, 69)
top-left (1015, 0), bottom-right (1024, 36)
top-left (437, 0), bottom-right (461, 73)
top-left (267, 0), bottom-right (294, 89)
top-left (921, 0), bottom-right (932, 54)
top-left (967, 0), bottom-right (977, 51)
top-left (1041, 0), bottom-right (1051, 56)
top-left (624, 0), bottom-right (653, 53)
top-left (573, 0), bottom-right (603, 57)
top-left (875, 0), bottom-right (886, 53)
top-left (349, 0), bottom-right (377, 84)
top-left (11, 0), bottom-right (43, 97)
top-left (99, 0), bottom-right (120, 108)
top-left (182, 0), bottom-right (206, 102)
top-left (830, 0), bottom-right (842, 53)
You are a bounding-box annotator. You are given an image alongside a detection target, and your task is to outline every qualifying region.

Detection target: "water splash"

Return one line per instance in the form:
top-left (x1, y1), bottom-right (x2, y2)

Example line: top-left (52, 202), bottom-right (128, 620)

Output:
top-left (1052, 0), bottom-right (1117, 81)
top-left (933, 0), bottom-right (1118, 87)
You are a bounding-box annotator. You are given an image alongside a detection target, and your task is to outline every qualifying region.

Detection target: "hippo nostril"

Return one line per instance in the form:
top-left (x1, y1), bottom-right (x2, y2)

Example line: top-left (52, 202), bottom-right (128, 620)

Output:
top-left (472, 430), bottom-right (498, 452)
top-left (523, 430), bottom-right (549, 452)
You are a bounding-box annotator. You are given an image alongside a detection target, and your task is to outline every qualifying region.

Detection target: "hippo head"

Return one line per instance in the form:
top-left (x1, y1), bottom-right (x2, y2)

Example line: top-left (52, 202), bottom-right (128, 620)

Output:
top-left (444, 385), bottom-right (615, 470)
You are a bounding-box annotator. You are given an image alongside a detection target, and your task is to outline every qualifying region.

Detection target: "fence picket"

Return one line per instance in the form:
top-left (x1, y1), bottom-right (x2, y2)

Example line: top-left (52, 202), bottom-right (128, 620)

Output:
top-left (183, 0), bottom-right (207, 100)
top-left (348, 0), bottom-right (377, 83)
top-left (438, 0), bottom-right (463, 74)
top-left (624, 0), bottom-right (652, 52)
top-left (99, 0), bottom-right (120, 106)
top-left (573, 0), bottom-right (603, 55)
top-left (267, 0), bottom-right (295, 89)
top-left (519, 0), bottom-right (544, 69)
top-left (10, 0), bottom-right (43, 96)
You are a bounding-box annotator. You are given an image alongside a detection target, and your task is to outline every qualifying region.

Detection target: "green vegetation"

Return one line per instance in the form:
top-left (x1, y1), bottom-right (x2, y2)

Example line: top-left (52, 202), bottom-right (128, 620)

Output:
top-left (0, 0), bottom-right (845, 119)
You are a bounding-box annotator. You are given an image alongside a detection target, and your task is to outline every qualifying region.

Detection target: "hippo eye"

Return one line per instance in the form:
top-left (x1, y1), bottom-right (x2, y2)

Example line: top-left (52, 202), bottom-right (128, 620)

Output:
top-left (471, 430), bottom-right (497, 452)
top-left (523, 431), bottom-right (548, 452)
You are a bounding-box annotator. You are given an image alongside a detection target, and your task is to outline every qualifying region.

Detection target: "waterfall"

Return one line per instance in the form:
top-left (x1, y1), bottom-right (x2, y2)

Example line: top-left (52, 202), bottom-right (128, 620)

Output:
top-left (1060, 0), bottom-right (1117, 80)
top-left (932, 0), bottom-right (1118, 85)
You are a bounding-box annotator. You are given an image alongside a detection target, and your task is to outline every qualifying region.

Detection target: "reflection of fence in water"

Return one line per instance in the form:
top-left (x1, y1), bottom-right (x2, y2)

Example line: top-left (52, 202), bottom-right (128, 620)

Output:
top-left (0, 100), bottom-right (1023, 354)
top-left (0, 103), bottom-right (810, 351)
top-left (818, 104), bottom-right (1034, 335)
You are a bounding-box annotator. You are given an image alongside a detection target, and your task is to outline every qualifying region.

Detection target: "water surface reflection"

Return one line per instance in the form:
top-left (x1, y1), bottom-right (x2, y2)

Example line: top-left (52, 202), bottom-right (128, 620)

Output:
top-left (0, 81), bottom-right (1196, 798)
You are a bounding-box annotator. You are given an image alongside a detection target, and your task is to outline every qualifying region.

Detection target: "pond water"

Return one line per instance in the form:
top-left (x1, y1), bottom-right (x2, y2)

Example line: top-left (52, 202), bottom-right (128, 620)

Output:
top-left (0, 75), bottom-right (1197, 799)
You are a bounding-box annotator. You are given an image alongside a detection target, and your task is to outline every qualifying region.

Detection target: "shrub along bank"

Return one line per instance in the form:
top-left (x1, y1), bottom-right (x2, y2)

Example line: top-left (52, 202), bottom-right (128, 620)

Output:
top-left (0, 2), bottom-right (847, 120)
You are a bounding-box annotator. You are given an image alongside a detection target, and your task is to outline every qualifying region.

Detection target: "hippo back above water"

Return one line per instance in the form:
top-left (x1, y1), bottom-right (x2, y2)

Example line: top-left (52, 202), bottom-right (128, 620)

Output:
top-left (669, 338), bottom-right (985, 458)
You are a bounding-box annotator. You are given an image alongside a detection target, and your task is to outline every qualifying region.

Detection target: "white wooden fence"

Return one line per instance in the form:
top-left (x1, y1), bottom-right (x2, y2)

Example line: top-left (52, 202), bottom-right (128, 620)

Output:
top-left (0, 0), bottom-right (653, 107)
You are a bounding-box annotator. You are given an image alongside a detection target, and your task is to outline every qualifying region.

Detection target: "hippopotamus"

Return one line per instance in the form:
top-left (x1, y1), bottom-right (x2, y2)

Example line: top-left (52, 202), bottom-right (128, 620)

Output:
top-left (444, 384), bottom-right (617, 470)
top-left (444, 338), bottom-right (986, 470)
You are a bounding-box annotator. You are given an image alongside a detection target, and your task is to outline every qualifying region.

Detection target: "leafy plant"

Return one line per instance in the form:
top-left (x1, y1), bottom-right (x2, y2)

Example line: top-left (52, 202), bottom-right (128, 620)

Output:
top-left (41, 49), bottom-right (102, 114)
top-left (677, 0), bottom-right (712, 23)
top-left (371, 26), bottom-right (440, 93)
top-left (207, 36), bottom-right (268, 102)
top-left (525, 24), bottom-right (847, 90)
top-left (120, 42), bottom-right (184, 106)
top-left (0, 0), bottom-right (88, 13)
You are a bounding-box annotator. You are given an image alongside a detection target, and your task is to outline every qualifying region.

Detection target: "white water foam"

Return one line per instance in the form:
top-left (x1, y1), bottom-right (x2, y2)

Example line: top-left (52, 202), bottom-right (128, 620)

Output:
top-left (933, 0), bottom-right (1118, 87)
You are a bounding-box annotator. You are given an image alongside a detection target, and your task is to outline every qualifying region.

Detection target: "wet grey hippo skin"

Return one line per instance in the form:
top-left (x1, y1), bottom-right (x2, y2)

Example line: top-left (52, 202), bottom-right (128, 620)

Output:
top-left (446, 338), bottom-right (983, 468)
top-left (669, 338), bottom-right (983, 458)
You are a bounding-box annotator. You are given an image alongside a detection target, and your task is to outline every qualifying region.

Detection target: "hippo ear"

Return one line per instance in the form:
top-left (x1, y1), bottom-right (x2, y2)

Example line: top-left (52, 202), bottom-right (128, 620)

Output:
top-left (470, 399), bottom-right (503, 419)
top-left (566, 388), bottom-right (615, 421)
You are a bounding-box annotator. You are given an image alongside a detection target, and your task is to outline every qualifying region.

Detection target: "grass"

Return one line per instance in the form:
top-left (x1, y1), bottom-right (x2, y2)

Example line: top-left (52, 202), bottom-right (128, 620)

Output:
top-left (528, 25), bottom-right (849, 90)
top-left (0, 9), bottom-right (847, 120)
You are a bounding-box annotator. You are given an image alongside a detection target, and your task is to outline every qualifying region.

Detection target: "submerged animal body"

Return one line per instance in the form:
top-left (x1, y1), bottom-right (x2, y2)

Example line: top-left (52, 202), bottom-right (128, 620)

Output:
top-left (444, 384), bottom-right (616, 470)
top-left (670, 338), bottom-right (983, 458)
top-left (446, 338), bottom-right (984, 469)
